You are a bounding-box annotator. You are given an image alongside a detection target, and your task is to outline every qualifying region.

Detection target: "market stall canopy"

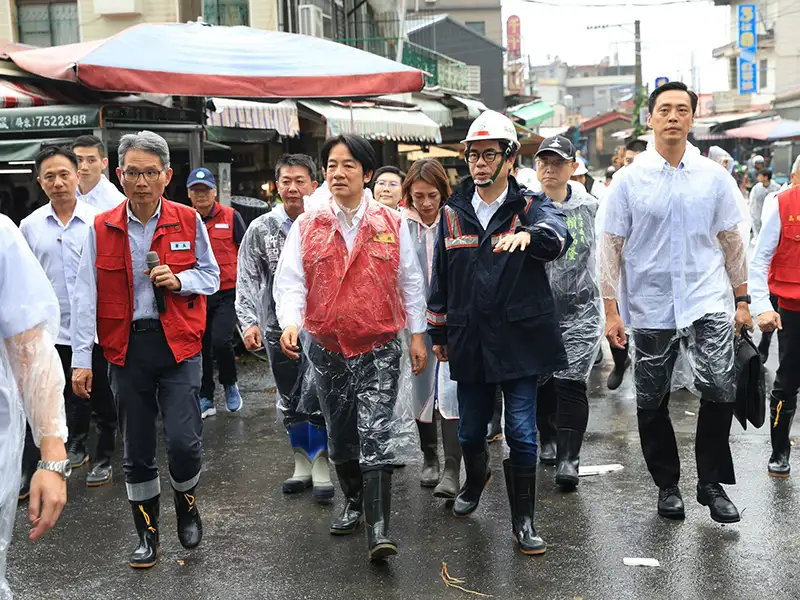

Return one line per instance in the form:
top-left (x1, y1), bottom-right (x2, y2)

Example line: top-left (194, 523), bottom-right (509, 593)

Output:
top-left (725, 117), bottom-right (800, 141)
top-left (8, 22), bottom-right (426, 98)
top-left (207, 98), bottom-right (299, 138)
top-left (451, 96), bottom-right (488, 120)
top-left (299, 100), bottom-right (442, 143)
top-left (0, 80), bottom-right (56, 108)
top-left (508, 101), bottom-right (555, 128)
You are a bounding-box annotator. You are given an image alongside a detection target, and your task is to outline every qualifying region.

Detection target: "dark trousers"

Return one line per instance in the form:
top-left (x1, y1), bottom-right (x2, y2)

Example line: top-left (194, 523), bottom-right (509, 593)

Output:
top-left (201, 289), bottom-right (238, 400)
top-left (308, 338), bottom-right (401, 469)
top-left (70, 345), bottom-right (117, 465)
top-left (632, 314), bottom-right (736, 487)
top-left (108, 327), bottom-right (203, 501)
top-left (458, 376), bottom-right (539, 466)
top-left (265, 331), bottom-right (324, 429)
top-left (774, 307), bottom-right (800, 399)
top-left (537, 376), bottom-right (589, 433)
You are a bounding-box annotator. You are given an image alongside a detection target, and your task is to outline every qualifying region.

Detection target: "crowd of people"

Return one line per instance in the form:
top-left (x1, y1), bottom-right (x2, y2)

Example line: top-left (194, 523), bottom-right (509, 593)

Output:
top-left (2, 80), bottom-right (799, 595)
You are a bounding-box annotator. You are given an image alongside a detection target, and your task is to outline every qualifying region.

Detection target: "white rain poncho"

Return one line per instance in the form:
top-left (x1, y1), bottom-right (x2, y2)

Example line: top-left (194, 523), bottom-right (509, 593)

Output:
top-left (0, 215), bottom-right (67, 598)
top-left (598, 144), bottom-right (749, 406)
top-left (546, 180), bottom-right (604, 382)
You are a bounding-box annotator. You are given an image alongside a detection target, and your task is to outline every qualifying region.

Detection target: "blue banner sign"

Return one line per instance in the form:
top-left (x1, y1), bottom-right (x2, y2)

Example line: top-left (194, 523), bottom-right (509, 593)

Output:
top-left (738, 4), bottom-right (757, 95)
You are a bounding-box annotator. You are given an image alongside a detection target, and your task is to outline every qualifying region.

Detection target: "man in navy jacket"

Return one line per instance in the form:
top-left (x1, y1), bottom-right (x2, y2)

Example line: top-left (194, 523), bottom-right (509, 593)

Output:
top-left (427, 110), bottom-right (571, 556)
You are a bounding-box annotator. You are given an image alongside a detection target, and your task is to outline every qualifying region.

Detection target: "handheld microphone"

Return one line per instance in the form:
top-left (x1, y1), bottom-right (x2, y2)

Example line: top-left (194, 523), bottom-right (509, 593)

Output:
top-left (146, 251), bottom-right (167, 314)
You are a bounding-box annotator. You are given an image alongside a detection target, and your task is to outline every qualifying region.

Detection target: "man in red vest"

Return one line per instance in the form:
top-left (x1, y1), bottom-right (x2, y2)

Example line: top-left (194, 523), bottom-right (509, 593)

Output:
top-left (187, 167), bottom-right (246, 418)
top-left (750, 177), bottom-right (800, 478)
top-left (70, 131), bottom-right (220, 569)
top-left (274, 135), bottom-right (428, 562)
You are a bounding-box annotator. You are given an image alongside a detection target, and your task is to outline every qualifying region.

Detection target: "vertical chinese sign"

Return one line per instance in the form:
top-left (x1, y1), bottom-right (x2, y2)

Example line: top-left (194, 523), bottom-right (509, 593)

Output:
top-left (506, 16), bottom-right (523, 95)
top-left (737, 4), bottom-right (757, 95)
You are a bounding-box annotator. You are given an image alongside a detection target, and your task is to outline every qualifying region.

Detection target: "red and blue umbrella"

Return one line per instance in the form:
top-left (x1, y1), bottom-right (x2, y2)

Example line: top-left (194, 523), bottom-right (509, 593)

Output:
top-left (726, 117), bottom-right (800, 141)
top-left (9, 22), bottom-right (425, 98)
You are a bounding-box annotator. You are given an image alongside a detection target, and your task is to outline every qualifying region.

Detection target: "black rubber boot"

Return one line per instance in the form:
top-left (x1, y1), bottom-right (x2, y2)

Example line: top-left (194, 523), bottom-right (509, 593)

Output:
top-left (607, 343), bottom-right (631, 391)
top-left (434, 418), bottom-right (462, 499)
top-left (768, 393), bottom-right (796, 478)
top-left (453, 448), bottom-right (492, 517)
top-left (174, 485), bottom-right (203, 549)
top-left (330, 461), bottom-right (363, 535)
top-left (555, 429), bottom-right (583, 491)
top-left (417, 420), bottom-right (440, 487)
top-left (364, 469), bottom-right (397, 561)
top-left (486, 387), bottom-right (503, 443)
top-left (503, 459), bottom-right (546, 555)
top-left (129, 497), bottom-right (160, 569)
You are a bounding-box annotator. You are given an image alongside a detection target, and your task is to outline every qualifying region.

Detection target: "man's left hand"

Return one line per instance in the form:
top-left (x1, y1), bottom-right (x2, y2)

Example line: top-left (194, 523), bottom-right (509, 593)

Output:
top-left (409, 333), bottom-right (428, 376)
top-left (493, 231), bottom-right (531, 253)
top-left (147, 265), bottom-right (182, 291)
top-left (735, 303), bottom-right (754, 335)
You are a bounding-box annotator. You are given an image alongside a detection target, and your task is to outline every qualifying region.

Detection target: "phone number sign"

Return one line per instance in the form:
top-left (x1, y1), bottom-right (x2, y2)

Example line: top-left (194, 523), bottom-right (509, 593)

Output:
top-left (0, 106), bottom-right (100, 132)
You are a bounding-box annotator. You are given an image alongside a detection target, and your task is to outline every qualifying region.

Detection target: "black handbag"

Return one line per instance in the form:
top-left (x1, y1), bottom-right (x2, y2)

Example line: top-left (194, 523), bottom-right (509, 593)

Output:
top-left (733, 328), bottom-right (766, 430)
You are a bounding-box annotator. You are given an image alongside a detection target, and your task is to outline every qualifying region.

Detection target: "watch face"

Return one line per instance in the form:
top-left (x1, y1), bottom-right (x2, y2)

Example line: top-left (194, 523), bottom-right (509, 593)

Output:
top-left (63, 460), bottom-right (72, 478)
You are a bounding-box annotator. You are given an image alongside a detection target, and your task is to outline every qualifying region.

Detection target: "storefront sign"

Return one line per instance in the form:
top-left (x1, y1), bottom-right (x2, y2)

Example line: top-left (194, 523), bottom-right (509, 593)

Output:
top-left (0, 106), bottom-right (100, 132)
top-left (737, 4), bottom-right (757, 95)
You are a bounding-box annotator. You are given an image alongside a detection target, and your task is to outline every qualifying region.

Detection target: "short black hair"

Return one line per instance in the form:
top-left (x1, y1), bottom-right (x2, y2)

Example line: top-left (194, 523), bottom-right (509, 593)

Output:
top-left (759, 168), bottom-right (772, 180)
top-left (274, 153), bottom-right (317, 181)
top-left (71, 134), bottom-right (107, 158)
top-left (321, 135), bottom-right (378, 178)
top-left (35, 146), bottom-right (79, 174)
top-left (625, 139), bottom-right (648, 154)
top-left (372, 166), bottom-right (406, 184)
top-left (648, 81), bottom-right (698, 116)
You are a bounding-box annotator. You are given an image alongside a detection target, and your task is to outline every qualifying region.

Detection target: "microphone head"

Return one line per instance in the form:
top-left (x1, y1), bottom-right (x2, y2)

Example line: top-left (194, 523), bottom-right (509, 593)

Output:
top-left (146, 251), bottom-right (160, 270)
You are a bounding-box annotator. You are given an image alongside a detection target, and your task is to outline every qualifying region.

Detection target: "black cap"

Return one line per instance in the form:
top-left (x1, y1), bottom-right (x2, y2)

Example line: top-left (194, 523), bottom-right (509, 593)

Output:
top-left (536, 135), bottom-right (576, 161)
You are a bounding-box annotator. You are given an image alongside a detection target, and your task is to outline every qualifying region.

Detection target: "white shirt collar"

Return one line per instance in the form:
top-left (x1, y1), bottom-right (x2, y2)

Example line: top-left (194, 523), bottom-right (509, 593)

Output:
top-left (332, 193), bottom-right (368, 226)
top-left (46, 198), bottom-right (95, 226)
top-left (127, 199), bottom-right (161, 225)
top-left (471, 185), bottom-right (509, 210)
top-left (272, 203), bottom-right (290, 224)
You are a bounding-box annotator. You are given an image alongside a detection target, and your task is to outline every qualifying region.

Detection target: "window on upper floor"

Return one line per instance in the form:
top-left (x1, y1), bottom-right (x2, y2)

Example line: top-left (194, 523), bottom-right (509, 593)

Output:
top-left (204, 0), bottom-right (249, 26)
top-left (465, 21), bottom-right (485, 37)
top-left (16, 0), bottom-right (79, 47)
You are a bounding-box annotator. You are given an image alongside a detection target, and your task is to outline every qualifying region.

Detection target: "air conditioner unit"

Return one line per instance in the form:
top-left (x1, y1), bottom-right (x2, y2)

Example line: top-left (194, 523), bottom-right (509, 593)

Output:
top-left (93, 0), bottom-right (142, 15)
top-left (298, 4), bottom-right (325, 38)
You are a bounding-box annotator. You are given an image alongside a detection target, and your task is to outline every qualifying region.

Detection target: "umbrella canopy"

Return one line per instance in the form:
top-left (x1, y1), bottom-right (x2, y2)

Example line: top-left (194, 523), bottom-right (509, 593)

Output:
top-left (8, 23), bottom-right (425, 98)
top-left (726, 117), bottom-right (800, 141)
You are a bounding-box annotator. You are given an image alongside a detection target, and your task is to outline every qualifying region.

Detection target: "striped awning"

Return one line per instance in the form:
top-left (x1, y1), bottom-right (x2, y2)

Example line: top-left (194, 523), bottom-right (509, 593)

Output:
top-left (299, 99), bottom-right (441, 143)
top-left (206, 98), bottom-right (299, 138)
top-left (0, 80), bottom-right (56, 109)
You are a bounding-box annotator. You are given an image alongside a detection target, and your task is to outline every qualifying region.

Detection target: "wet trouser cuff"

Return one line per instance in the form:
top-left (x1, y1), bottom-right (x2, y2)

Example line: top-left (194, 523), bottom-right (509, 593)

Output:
top-left (126, 478), bottom-right (161, 502)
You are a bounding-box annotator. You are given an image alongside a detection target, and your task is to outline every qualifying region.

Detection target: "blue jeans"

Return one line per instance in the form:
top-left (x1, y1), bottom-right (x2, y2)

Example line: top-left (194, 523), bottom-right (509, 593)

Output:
top-left (457, 376), bottom-right (539, 467)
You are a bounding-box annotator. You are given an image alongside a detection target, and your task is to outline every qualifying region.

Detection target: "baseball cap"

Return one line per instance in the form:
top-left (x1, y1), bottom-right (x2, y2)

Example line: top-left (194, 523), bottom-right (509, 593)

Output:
top-left (535, 135), bottom-right (576, 161)
top-left (187, 167), bottom-right (217, 189)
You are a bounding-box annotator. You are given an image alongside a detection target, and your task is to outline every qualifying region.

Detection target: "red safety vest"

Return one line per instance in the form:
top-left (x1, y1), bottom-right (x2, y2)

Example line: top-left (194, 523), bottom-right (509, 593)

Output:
top-left (769, 186), bottom-right (800, 311)
top-left (300, 199), bottom-right (405, 357)
top-left (204, 203), bottom-right (237, 291)
top-left (94, 199), bottom-right (207, 366)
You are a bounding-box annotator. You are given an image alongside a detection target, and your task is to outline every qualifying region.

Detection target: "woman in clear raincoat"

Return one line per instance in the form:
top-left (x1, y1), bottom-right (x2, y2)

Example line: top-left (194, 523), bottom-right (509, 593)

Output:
top-left (401, 159), bottom-right (462, 500)
top-left (533, 138), bottom-right (604, 492)
top-left (0, 215), bottom-right (68, 598)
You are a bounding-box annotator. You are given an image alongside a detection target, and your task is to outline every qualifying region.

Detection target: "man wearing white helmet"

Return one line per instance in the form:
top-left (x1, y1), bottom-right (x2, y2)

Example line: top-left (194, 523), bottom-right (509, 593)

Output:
top-left (427, 110), bottom-right (572, 556)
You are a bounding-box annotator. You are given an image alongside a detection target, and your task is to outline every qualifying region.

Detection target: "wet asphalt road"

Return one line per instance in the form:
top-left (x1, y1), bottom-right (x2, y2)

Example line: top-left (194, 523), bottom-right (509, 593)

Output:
top-left (8, 333), bottom-right (800, 600)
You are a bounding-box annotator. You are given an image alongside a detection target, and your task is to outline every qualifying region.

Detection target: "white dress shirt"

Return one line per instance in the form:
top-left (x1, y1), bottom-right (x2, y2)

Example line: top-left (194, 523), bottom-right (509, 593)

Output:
top-left (19, 200), bottom-right (99, 345)
top-left (77, 175), bottom-right (126, 211)
top-left (750, 198), bottom-right (784, 316)
top-left (471, 185), bottom-right (509, 230)
top-left (603, 145), bottom-right (746, 330)
top-left (274, 193), bottom-right (427, 335)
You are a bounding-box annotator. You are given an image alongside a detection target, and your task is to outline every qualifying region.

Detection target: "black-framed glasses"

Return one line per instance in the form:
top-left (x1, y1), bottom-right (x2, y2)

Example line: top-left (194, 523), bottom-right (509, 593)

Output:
top-left (466, 149), bottom-right (500, 164)
top-left (122, 169), bottom-right (164, 182)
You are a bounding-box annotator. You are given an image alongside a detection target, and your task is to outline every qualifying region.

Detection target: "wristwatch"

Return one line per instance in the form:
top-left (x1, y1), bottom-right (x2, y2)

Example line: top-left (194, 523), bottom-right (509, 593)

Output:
top-left (735, 295), bottom-right (752, 305)
top-left (36, 459), bottom-right (72, 480)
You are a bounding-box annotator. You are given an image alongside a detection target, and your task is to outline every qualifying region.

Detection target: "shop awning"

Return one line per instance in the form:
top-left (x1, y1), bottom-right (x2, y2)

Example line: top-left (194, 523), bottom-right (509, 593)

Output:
top-left (451, 96), bottom-right (488, 119)
top-left (299, 100), bottom-right (441, 143)
top-left (0, 137), bottom-right (75, 162)
top-left (508, 101), bottom-right (555, 128)
top-left (206, 98), bottom-right (299, 137)
top-left (726, 117), bottom-right (800, 140)
top-left (0, 80), bottom-right (57, 108)
top-left (378, 95), bottom-right (453, 128)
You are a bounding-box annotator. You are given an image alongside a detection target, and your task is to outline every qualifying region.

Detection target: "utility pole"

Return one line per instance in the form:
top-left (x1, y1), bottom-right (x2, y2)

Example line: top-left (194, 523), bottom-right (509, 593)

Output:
top-left (634, 19), bottom-right (642, 96)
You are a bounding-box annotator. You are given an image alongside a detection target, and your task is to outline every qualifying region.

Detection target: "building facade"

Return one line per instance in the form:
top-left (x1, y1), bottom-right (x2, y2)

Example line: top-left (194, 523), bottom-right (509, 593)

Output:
top-left (405, 0), bottom-right (501, 46)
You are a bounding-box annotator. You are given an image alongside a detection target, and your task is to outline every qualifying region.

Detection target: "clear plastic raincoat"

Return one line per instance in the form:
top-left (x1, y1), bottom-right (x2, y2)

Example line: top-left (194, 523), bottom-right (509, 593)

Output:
top-left (0, 216), bottom-right (67, 598)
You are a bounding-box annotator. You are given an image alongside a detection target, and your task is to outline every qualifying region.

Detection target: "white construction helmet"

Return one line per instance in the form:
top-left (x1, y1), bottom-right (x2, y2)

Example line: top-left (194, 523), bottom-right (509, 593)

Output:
top-left (462, 110), bottom-right (520, 151)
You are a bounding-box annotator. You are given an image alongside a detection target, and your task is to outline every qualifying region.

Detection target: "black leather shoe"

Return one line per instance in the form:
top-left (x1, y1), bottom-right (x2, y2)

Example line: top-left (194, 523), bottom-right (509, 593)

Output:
top-left (503, 460), bottom-right (547, 555)
top-left (758, 332), bottom-right (773, 365)
top-left (364, 470), bottom-right (397, 561)
top-left (697, 483), bottom-right (740, 524)
top-left (554, 429), bottom-right (582, 490)
top-left (330, 461), bottom-right (363, 535)
top-left (19, 470), bottom-right (33, 501)
top-left (86, 463), bottom-right (113, 487)
top-left (768, 394), bottom-right (796, 478)
top-left (129, 497), bottom-right (160, 568)
top-left (174, 486), bottom-right (203, 549)
top-left (453, 449), bottom-right (491, 518)
top-left (657, 486), bottom-right (685, 520)
top-left (606, 357), bottom-right (631, 391)
top-left (67, 440), bottom-right (88, 469)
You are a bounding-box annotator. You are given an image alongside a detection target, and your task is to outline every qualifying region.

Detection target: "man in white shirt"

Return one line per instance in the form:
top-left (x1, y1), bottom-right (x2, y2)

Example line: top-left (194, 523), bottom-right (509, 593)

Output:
top-left (72, 135), bottom-right (126, 211)
top-left (750, 168), bottom-right (781, 238)
top-left (274, 134), bottom-right (427, 562)
top-left (19, 146), bottom-right (117, 492)
top-left (602, 82), bottom-right (752, 524)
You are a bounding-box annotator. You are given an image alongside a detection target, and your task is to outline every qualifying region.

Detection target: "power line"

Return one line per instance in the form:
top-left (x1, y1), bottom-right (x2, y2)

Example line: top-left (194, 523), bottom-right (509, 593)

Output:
top-left (517, 0), bottom-right (708, 6)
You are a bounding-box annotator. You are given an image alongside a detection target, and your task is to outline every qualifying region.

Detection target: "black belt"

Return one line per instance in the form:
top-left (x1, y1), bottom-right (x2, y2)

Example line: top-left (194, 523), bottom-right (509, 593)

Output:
top-left (131, 319), bottom-right (162, 333)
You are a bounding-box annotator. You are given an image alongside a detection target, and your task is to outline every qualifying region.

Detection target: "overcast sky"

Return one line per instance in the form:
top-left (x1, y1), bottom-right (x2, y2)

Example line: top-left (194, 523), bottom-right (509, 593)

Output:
top-left (502, 0), bottom-right (732, 94)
